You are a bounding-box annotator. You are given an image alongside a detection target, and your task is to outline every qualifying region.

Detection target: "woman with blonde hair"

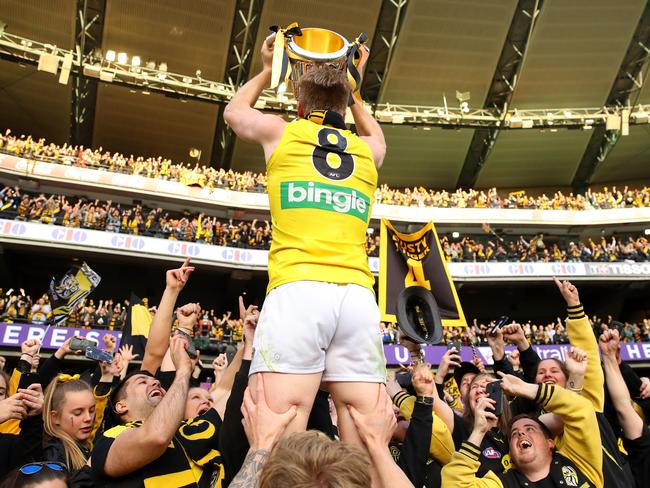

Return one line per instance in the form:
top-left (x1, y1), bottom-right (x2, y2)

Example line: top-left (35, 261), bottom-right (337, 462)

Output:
top-left (42, 371), bottom-right (111, 474)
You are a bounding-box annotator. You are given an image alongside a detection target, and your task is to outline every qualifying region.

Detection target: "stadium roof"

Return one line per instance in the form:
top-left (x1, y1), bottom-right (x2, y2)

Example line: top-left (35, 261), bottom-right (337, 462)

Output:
top-left (1, 0), bottom-right (649, 191)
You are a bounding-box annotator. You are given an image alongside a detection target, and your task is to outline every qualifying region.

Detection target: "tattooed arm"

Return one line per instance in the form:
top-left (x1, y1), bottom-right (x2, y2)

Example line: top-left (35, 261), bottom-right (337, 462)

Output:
top-left (228, 450), bottom-right (269, 488)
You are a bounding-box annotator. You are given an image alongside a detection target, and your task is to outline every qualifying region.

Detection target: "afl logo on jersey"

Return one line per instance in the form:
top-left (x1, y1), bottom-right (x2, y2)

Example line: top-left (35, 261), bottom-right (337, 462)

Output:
top-left (482, 447), bottom-right (501, 459)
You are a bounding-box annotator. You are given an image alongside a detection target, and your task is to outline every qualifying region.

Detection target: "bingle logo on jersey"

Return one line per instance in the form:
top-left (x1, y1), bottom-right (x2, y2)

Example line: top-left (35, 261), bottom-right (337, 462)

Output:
top-left (281, 181), bottom-right (370, 222)
top-left (482, 447), bottom-right (502, 459)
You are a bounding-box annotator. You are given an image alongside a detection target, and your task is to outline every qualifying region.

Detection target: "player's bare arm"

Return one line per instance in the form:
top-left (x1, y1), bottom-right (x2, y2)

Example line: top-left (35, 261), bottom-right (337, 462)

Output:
top-left (224, 36), bottom-right (286, 160)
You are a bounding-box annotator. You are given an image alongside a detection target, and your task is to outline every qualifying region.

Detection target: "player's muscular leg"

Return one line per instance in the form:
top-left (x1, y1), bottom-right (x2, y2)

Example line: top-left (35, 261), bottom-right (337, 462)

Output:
top-left (249, 371), bottom-right (323, 434)
top-left (328, 381), bottom-right (383, 447)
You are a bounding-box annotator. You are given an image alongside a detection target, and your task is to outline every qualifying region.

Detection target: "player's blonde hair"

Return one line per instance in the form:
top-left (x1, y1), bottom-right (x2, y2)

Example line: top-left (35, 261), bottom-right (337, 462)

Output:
top-left (296, 61), bottom-right (350, 117)
top-left (259, 431), bottom-right (371, 488)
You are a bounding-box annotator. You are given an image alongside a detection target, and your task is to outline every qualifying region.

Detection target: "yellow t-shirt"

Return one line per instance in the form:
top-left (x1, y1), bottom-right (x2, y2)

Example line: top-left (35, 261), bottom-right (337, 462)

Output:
top-left (266, 117), bottom-right (377, 293)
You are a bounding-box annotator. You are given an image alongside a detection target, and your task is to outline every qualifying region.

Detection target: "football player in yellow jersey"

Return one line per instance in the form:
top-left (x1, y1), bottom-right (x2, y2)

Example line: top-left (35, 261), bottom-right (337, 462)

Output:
top-left (224, 35), bottom-right (388, 452)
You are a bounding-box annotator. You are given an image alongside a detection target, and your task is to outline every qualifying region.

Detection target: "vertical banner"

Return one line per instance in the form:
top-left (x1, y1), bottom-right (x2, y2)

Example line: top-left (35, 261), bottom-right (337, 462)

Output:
top-left (379, 219), bottom-right (466, 327)
top-left (122, 293), bottom-right (153, 357)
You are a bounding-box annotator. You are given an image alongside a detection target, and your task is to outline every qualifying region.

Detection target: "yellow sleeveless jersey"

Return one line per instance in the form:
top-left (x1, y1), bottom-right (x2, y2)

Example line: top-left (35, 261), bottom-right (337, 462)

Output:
top-left (266, 117), bottom-right (377, 293)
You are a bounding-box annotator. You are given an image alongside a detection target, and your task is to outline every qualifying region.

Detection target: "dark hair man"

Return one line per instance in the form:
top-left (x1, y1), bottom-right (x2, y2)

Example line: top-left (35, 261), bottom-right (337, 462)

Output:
top-left (91, 335), bottom-right (221, 487)
top-left (223, 32), bottom-right (388, 458)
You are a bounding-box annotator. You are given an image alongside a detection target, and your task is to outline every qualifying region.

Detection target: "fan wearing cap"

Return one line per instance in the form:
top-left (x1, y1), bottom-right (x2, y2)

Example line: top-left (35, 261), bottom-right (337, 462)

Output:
top-left (223, 28), bottom-right (388, 463)
top-left (90, 335), bottom-right (221, 488)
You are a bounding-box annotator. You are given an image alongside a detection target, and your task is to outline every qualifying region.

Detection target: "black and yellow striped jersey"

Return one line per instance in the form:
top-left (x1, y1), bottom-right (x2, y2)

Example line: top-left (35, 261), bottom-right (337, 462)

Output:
top-left (91, 408), bottom-right (223, 488)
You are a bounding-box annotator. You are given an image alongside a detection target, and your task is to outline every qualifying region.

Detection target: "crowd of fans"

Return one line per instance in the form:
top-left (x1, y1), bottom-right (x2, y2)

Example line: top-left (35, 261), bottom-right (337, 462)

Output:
top-left (4, 284), bottom-right (649, 353)
top-left (3, 185), bottom-right (650, 263)
top-left (3, 129), bottom-right (650, 210)
top-left (441, 234), bottom-right (650, 263)
top-left (0, 263), bottom-right (649, 487)
top-left (379, 316), bottom-right (650, 346)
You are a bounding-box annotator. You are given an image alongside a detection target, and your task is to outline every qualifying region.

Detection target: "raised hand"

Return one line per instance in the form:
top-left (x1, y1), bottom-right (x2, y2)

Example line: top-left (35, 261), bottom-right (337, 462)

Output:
top-left (212, 353), bottom-right (228, 373)
top-left (102, 334), bottom-right (117, 353)
top-left (553, 277), bottom-right (580, 307)
top-left (169, 334), bottom-right (194, 375)
top-left (261, 35), bottom-right (275, 71)
top-left (501, 323), bottom-right (529, 349)
top-left (0, 394), bottom-right (27, 422)
top-left (21, 339), bottom-right (40, 357)
top-left (599, 329), bottom-right (620, 359)
top-left (412, 363), bottom-right (435, 397)
top-left (564, 346), bottom-right (588, 379)
top-left (119, 343), bottom-right (139, 362)
top-left (472, 396), bottom-right (498, 435)
top-left (436, 348), bottom-right (461, 383)
top-left (239, 295), bottom-right (260, 343)
top-left (166, 257), bottom-right (195, 292)
top-left (497, 372), bottom-right (538, 400)
top-left (18, 384), bottom-right (44, 417)
top-left (177, 302), bottom-right (200, 331)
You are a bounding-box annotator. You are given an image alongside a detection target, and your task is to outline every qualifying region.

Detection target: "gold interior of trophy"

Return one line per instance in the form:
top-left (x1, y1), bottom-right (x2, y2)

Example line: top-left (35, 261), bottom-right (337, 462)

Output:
top-left (292, 28), bottom-right (345, 56)
top-left (287, 28), bottom-right (349, 61)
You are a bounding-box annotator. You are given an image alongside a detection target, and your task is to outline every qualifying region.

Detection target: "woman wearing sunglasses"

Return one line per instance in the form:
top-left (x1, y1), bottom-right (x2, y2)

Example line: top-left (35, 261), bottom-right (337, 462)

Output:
top-left (7, 462), bottom-right (69, 488)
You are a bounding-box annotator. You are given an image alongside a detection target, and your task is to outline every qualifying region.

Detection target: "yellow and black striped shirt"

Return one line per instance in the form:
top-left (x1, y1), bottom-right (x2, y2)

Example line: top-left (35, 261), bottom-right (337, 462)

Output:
top-left (92, 408), bottom-right (223, 487)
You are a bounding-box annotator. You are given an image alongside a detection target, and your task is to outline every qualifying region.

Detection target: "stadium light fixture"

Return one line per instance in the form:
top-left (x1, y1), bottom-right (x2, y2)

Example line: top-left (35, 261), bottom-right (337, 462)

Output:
top-left (452, 231), bottom-right (460, 239)
top-left (632, 111), bottom-right (649, 124)
top-left (509, 116), bottom-right (523, 128)
top-left (131, 56), bottom-right (141, 67)
top-left (105, 50), bottom-right (116, 62)
top-left (376, 110), bottom-right (393, 123)
top-left (117, 52), bottom-right (128, 64)
top-left (99, 70), bottom-right (114, 82)
top-left (159, 62), bottom-right (167, 72)
top-left (145, 60), bottom-right (156, 69)
top-left (563, 110), bottom-right (572, 117)
top-left (645, 229), bottom-right (650, 236)
top-left (0, 21), bottom-right (7, 35)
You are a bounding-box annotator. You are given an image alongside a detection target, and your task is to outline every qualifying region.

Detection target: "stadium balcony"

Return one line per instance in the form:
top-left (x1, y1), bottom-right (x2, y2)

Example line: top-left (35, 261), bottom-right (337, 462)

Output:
top-left (1, 216), bottom-right (649, 282)
top-left (2, 152), bottom-right (650, 227)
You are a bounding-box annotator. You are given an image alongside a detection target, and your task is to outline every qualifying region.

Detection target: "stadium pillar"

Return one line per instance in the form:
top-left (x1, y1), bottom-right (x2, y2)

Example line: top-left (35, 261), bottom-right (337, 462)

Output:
top-left (360, 0), bottom-right (410, 105)
top-left (70, 0), bottom-right (106, 148)
top-left (211, 0), bottom-right (265, 170)
top-left (571, 3), bottom-right (650, 193)
top-left (456, 0), bottom-right (543, 189)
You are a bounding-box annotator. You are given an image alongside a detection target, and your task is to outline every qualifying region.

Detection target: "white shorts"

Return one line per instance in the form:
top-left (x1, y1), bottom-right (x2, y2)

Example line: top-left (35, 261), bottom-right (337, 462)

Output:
top-left (250, 281), bottom-right (386, 383)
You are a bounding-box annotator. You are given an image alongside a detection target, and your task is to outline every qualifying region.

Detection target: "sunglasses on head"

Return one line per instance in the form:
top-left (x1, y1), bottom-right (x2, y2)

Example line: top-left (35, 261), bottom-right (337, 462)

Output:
top-left (19, 462), bottom-right (67, 475)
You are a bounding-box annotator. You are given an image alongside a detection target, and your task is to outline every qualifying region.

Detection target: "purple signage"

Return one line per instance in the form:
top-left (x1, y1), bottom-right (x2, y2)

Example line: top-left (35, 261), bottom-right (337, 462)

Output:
top-left (383, 342), bottom-right (650, 366)
top-left (0, 323), bottom-right (121, 350)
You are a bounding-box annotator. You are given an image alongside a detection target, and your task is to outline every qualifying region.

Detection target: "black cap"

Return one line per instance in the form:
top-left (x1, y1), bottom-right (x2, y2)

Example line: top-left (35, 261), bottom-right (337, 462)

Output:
top-left (396, 286), bottom-right (443, 345)
top-left (453, 361), bottom-right (480, 387)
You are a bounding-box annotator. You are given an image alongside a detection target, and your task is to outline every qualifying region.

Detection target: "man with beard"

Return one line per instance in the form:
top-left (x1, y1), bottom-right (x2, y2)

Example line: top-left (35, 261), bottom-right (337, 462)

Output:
top-left (91, 335), bottom-right (222, 487)
top-left (442, 374), bottom-right (603, 488)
